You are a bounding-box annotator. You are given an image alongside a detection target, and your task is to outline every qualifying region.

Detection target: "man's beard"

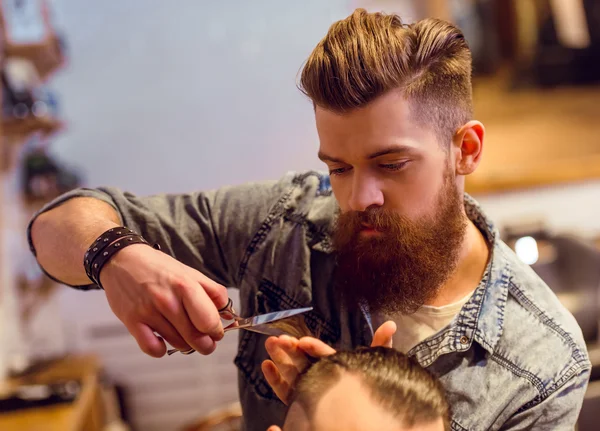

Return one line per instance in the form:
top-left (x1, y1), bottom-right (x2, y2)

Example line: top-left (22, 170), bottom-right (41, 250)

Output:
top-left (331, 170), bottom-right (467, 315)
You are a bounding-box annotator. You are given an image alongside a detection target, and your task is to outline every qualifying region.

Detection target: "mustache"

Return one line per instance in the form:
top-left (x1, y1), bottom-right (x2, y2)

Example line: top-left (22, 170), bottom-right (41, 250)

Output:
top-left (332, 208), bottom-right (414, 252)
top-left (336, 208), bottom-right (409, 231)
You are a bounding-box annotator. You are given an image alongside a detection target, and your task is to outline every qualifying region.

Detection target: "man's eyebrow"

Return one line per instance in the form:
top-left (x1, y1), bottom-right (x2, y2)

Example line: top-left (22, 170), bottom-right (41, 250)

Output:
top-left (317, 151), bottom-right (345, 163)
top-left (318, 145), bottom-right (417, 163)
top-left (366, 145), bottom-right (417, 159)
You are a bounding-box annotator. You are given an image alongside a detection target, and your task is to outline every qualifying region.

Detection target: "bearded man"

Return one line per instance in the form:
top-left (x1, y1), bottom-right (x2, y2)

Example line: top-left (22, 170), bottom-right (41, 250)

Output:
top-left (28, 9), bottom-right (589, 431)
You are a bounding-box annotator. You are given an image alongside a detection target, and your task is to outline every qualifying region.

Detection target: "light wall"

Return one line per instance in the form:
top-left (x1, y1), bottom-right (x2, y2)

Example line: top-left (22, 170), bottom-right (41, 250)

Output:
top-left (49, 0), bottom-right (351, 194)
top-left (475, 181), bottom-right (600, 239)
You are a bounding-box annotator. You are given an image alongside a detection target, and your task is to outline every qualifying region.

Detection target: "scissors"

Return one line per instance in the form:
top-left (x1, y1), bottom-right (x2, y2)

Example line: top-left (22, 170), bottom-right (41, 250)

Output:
top-left (166, 298), bottom-right (313, 356)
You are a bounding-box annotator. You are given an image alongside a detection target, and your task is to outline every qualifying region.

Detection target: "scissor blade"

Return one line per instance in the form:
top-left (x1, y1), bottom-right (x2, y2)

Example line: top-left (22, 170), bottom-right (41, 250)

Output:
top-left (167, 307), bottom-right (314, 354)
top-left (243, 324), bottom-right (292, 337)
top-left (249, 307), bottom-right (313, 327)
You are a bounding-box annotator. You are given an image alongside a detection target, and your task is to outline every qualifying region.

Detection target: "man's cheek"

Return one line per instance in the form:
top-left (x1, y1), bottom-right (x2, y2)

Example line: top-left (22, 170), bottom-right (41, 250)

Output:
top-left (330, 183), bottom-right (352, 212)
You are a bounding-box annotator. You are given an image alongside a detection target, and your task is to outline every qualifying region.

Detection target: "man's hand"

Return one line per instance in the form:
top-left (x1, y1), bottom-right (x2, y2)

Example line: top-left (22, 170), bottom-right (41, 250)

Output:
top-left (100, 244), bottom-right (229, 357)
top-left (261, 321), bottom-right (397, 404)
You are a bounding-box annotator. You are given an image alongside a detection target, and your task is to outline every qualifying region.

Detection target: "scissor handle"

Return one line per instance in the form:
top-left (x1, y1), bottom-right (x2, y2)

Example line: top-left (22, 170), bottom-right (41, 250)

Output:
top-left (167, 298), bottom-right (238, 356)
top-left (167, 348), bottom-right (195, 356)
top-left (218, 298), bottom-right (234, 314)
top-left (219, 298), bottom-right (243, 321)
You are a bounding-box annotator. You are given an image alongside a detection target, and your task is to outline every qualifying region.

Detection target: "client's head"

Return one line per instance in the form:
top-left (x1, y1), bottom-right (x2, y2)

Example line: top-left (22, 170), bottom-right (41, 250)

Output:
top-left (268, 346), bottom-right (449, 431)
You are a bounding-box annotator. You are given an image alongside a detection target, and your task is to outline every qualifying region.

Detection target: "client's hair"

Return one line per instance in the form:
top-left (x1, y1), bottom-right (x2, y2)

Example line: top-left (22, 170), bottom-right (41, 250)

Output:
top-left (290, 346), bottom-right (450, 430)
top-left (267, 315), bottom-right (317, 339)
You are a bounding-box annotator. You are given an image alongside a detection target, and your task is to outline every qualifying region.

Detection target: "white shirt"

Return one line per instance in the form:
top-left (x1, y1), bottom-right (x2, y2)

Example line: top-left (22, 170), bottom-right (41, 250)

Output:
top-left (374, 290), bottom-right (475, 354)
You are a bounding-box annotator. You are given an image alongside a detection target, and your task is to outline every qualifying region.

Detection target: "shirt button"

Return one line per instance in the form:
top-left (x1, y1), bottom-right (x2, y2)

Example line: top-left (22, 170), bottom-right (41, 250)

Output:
top-left (460, 336), bottom-right (469, 345)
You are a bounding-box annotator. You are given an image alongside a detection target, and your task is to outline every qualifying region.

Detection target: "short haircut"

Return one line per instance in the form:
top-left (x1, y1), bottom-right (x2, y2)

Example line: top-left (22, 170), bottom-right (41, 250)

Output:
top-left (289, 346), bottom-right (450, 430)
top-left (299, 8), bottom-right (473, 144)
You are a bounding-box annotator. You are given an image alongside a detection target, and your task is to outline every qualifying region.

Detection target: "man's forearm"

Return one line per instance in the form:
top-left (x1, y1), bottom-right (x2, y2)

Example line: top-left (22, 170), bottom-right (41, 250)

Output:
top-left (28, 175), bottom-right (294, 289)
top-left (30, 197), bottom-right (121, 286)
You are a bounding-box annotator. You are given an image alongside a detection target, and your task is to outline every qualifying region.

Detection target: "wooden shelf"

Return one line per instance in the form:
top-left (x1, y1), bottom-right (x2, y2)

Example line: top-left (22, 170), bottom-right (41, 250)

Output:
top-left (5, 35), bottom-right (65, 82)
top-left (0, 0), bottom-right (66, 81)
top-left (0, 116), bottom-right (64, 172)
top-left (2, 116), bottom-right (64, 141)
top-left (465, 74), bottom-right (600, 195)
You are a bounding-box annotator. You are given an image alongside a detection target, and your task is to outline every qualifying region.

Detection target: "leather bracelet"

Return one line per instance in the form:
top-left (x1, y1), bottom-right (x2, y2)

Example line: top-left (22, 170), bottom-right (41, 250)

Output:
top-left (84, 227), bottom-right (137, 274)
top-left (83, 226), bottom-right (149, 288)
top-left (90, 234), bottom-right (151, 288)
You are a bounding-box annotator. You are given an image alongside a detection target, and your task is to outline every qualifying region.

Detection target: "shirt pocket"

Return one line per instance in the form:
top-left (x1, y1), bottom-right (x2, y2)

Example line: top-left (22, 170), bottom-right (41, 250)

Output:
top-left (233, 278), bottom-right (339, 402)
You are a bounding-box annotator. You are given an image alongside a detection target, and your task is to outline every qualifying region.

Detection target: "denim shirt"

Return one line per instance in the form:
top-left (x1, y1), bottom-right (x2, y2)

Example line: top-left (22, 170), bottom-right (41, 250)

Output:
top-left (28, 171), bottom-right (591, 431)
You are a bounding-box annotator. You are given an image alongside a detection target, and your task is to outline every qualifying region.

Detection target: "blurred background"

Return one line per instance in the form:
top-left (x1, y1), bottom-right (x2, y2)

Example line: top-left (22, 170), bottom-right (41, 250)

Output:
top-left (0, 0), bottom-right (599, 430)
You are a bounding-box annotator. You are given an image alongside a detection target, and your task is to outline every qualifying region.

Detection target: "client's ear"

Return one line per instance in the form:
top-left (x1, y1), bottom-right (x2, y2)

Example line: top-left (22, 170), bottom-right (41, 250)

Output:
top-left (267, 426), bottom-right (282, 431)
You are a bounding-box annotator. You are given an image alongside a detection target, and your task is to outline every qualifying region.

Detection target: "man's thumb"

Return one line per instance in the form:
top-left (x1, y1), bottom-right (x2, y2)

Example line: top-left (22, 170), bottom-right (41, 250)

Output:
top-left (372, 320), bottom-right (397, 348)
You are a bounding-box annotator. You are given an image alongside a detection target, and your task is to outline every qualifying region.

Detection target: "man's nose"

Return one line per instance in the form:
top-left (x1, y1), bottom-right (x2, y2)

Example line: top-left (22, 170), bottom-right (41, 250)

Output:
top-left (348, 175), bottom-right (384, 212)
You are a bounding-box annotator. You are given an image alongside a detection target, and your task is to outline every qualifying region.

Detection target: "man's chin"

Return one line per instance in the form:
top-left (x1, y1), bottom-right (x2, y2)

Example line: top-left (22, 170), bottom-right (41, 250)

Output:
top-left (333, 249), bottom-right (450, 315)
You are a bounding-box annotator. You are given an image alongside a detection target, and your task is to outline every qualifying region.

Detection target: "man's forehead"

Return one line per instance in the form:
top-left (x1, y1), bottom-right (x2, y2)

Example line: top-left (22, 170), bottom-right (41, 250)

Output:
top-left (311, 373), bottom-right (400, 431)
top-left (314, 89), bottom-right (425, 131)
top-left (286, 373), bottom-right (445, 431)
top-left (314, 98), bottom-right (438, 162)
top-left (314, 98), bottom-right (414, 138)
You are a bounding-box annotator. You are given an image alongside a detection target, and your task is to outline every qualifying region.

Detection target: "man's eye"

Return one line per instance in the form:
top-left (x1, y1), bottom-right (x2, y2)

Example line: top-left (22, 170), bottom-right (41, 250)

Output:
top-left (329, 167), bottom-right (350, 176)
top-left (380, 161), bottom-right (409, 171)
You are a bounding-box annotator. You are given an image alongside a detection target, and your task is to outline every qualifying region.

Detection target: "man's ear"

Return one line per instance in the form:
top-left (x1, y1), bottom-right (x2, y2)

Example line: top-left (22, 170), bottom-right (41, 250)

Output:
top-left (267, 426), bottom-right (282, 431)
top-left (453, 120), bottom-right (485, 176)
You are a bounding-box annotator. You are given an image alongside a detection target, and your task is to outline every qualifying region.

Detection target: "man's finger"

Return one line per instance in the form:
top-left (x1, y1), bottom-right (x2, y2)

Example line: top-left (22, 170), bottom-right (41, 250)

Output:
top-left (371, 320), bottom-right (397, 348)
top-left (277, 335), bottom-right (312, 379)
top-left (261, 360), bottom-right (291, 405)
top-left (189, 334), bottom-right (217, 355)
top-left (196, 272), bottom-right (229, 310)
top-left (129, 322), bottom-right (167, 358)
top-left (265, 336), bottom-right (308, 385)
top-left (158, 318), bottom-right (216, 355)
top-left (297, 337), bottom-right (336, 357)
top-left (146, 315), bottom-right (190, 352)
top-left (181, 281), bottom-right (224, 341)
top-left (155, 294), bottom-right (220, 354)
